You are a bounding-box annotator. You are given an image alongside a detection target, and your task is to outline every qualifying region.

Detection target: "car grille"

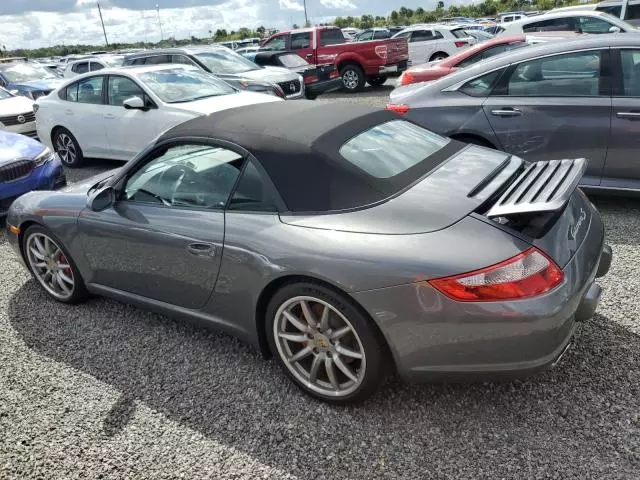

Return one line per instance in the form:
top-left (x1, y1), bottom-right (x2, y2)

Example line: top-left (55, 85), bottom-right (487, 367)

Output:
top-left (278, 79), bottom-right (301, 96)
top-left (0, 111), bottom-right (35, 126)
top-left (0, 159), bottom-right (35, 183)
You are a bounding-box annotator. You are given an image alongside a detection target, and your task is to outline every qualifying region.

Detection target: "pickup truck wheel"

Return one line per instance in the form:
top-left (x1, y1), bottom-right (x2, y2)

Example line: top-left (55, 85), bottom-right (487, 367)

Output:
top-left (367, 75), bottom-right (387, 87)
top-left (340, 65), bottom-right (365, 93)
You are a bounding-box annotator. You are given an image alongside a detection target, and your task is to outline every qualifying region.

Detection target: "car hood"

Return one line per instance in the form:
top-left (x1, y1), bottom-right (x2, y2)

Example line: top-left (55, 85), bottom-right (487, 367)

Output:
top-left (281, 145), bottom-right (522, 235)
top-left (0, 96), bottom-right (35, 115)
top-left (9, 78), bottom-right (64, 91)
top-left (0, 130), bottom-right (45, 164)
top-left (168, 90), bottom-right (281, 115)
top-left (237, 66), bottom-right (299, 83)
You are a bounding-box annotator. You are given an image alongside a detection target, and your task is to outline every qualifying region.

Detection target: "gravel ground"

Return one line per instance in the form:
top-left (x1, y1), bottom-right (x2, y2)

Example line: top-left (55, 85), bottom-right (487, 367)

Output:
top-left (1, 86), bottom-right (639, 479)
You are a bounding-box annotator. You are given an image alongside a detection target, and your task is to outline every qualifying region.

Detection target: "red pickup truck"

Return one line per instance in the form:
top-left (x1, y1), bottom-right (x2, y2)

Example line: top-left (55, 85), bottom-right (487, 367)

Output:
top-left (260, 26), bottom-right (409, 92)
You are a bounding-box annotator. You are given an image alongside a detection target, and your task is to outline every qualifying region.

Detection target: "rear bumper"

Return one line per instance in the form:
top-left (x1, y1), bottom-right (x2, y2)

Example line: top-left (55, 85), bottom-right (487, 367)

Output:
top-left (379, 60), bottom-right (408, 75)
top-left (305, 77), bottom-right (342, 97)
top-left (352, 202), bottom-right (610, 382)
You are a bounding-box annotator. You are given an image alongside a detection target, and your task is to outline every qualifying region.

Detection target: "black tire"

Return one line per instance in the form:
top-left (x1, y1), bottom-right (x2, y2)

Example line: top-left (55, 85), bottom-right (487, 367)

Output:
top-left (266, 282), bottom-right (389, 405)
top-left (52, 127), bottom-right (84, 168)
top-left (340, 64), bottom-right (366, 93)
top-left (430, 52), bottom-right (449, 62)
top-left (367, 75), bottom-right (388, 87)
top-left (451, 134), bottom-right (495, 149)
top-left (305, 91), bottom-right (318, 100)
top-left (22, 225), bottom-right (89, 304)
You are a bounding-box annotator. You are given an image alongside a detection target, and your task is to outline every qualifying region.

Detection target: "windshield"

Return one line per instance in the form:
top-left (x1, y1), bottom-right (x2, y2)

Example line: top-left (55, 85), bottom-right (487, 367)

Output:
top-left (278, 54), bottom-right (308, 68)
top-left (194, 49), bottom-right (260, 74)
top-left (0, 88), bottom-right (12, 100)
top-left (340, 120), bottom-right (450, 178)
top-left (0, 63), bottom-right (56, 83)
top-left (137, 68), bottom-right (235, 103)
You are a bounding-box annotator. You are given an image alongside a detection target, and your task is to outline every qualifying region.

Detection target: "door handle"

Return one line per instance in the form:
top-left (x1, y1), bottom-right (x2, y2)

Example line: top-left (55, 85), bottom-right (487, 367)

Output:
top-left (103, 113), bottom-right (115, 119)
top-left (187, 243), bottom-right (217, 257)
top-left (616, 111), bottom-right (640, 120)
top-left (491, 108), bottom-right (522, 117)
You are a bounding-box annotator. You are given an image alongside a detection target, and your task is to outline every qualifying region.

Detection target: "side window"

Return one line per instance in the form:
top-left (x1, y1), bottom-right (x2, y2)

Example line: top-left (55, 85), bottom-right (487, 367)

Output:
top-left (144, 55), bottom-right (171, 65)
top-left (108, 76), bottom-right (147, 107)
top-left (357, 31), bottom-right (374, 41)
top-left (628, 4), bottom-right (640, 20)
top-left (450, 28), bottom-right (469, 38)
top-left (523, 18), bottom-right (574, 33)
top-left (72, 62), bottom-right (89, 74)
top-left (410, 30), bottom-right (435, 43)
top-left (505, 51), bottom-right (601, 97)
top-left (171, 55), bottom-right (197, 66)
top-left (263, 35), bottom-right (287, 51)
top-left (76, 76), bottom-right (104, 104)
top-left (65, 82), bottom-right (79, 102)
top-left (90, 61), bottom-right (105, 71)
top-left (394, 32), bottom-right (411, 40)
top-left (131, 58), bottom-right (147, 65)
top-left (125, 144), bottom-right (245, 210)
top-left (620, 50), bottom-right (640, 96)
top-left (373, 30), bottom-right (389, 39)
top-left (459, 70), bottom-right (502, 97)
top-left (578, 16), bottom-right (617, 34)
top-left (597, 5), bottom-right (622, 17)
top-left (229, 161), bottom-right (278, 212)
top-left (291, 32), bottom-right (311, 49)
top-left (319, 29), bottom-right (345, 46)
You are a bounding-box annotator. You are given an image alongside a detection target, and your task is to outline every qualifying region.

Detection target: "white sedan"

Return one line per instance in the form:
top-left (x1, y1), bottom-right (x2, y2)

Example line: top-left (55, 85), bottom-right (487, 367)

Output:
top-left (35, 64), bottom-right (282, 167)
top-left (0, 86), bottom-right (37, 137)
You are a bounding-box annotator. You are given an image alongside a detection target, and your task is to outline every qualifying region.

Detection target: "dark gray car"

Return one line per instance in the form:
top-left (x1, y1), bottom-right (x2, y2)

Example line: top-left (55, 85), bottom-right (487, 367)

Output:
top-left (389, 33), bottom-right (640, 192)
top-left (5, 102), bottom-right (611, 404)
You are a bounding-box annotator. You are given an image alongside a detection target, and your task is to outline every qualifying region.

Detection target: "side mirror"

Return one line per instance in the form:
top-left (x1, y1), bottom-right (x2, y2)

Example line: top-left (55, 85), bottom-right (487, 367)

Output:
top-left (123, 96), bottom-right (145, 110)
top-left (609, 26), bottom-right (621, 33)
top-left (87, 186), bottom-right (115, 212)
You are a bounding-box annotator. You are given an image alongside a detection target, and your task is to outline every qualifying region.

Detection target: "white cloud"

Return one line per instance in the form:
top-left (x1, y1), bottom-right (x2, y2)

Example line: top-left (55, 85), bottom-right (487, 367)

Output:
top-left (278, 0), bottom-right (305, 12)
top-left (320, 0), bottom-right (356, 8)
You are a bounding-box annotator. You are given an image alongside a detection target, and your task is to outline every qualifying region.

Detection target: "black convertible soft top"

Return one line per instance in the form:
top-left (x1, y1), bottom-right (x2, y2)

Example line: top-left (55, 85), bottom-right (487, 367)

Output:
top-left (160, 101), bottom-right (463, 212)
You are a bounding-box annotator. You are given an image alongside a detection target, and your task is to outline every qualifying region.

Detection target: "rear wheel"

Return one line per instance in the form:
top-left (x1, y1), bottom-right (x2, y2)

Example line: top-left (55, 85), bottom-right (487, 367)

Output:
top-left (53, 128), bottom-right (84, 168)
top-left (340, 64), bottom-right (366, 93)
top-left (22, 225), bottom-right (88, 304)
top-left (367, 75), bottom-right (388, 87)
top-left (430, 52), bottom-right (449, 62)
top-left (266, 282), bottom-right (388, 404)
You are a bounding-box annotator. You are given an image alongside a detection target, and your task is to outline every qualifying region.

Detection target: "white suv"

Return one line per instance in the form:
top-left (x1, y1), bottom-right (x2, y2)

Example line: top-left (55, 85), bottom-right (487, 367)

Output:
top-left (63, 56), bottom-right (124, 78)
top-left (497, 10), bottom-right (635, 35)
top-left (392, 25), bottom-right (473, 65)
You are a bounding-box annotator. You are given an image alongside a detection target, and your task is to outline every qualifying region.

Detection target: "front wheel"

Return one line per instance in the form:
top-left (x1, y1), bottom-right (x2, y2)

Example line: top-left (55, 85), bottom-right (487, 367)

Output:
top-left (430, 52), bottom-right (449, 62)
top-left (367, 75), bottom-right (387, 87)
top-left (266, 282), bottom-right (388, 404)
top-left (340, 64), bottom-right (366, 93)
top-left (53, 128), bottom-right (84, 168)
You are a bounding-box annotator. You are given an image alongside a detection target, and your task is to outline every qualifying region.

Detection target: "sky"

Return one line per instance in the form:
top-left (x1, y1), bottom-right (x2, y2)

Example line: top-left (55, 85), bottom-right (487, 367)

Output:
top-left (0, 0), bottom-right (448, 50)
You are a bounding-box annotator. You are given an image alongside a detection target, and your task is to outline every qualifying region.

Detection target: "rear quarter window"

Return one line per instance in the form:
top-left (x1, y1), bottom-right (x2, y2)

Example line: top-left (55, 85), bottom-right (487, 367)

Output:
top-left (339, 120), bottom-right (449, 178)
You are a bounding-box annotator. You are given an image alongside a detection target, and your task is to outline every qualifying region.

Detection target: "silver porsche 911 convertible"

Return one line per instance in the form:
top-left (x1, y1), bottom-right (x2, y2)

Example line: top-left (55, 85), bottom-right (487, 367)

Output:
top-left (6, 101), bottom-right (612, 404)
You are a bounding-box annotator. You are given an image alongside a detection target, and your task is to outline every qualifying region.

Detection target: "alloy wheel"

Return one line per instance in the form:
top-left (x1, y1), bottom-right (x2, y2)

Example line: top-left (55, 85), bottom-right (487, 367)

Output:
top-left (273, 296), bottom-right (366, 397)
top-left (25, 232), bottom-right (75, 300)
top-left (343, 70), bottom-right (359, 90)
top-left (56, 133), bottom-right (76, 165)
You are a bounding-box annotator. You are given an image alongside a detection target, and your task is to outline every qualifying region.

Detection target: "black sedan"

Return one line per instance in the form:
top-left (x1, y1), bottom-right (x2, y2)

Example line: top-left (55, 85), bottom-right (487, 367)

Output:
top-left (245, 51), bottom-right (342, 99)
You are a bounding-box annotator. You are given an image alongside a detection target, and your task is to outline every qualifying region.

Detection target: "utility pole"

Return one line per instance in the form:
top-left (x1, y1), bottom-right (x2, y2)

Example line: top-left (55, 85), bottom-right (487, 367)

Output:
top-left (97, 3), bottom-right (109, 47)
top-left (156, 3), bottom-right (164, 41)
top-left (303, 0), bottom-right (309, 27)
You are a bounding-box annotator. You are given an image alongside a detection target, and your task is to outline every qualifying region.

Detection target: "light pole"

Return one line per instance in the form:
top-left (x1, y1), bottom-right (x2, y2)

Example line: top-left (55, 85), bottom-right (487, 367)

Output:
top-left (156, 3), bottom-right (164, 41)
top-left (303, 0), bottom-right (309, 27)
top-left (97, 2), bottom-right (109, 47)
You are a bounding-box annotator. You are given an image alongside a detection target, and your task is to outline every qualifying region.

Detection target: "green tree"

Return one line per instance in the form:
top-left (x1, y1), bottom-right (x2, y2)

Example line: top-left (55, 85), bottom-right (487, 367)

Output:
top-left (437, 1), bottom-right (445, 9)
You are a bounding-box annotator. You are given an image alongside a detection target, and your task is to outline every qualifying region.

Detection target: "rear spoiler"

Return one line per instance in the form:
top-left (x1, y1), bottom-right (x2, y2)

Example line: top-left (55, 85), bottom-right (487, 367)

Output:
top-left (486, 158), bottom-right (587, 218)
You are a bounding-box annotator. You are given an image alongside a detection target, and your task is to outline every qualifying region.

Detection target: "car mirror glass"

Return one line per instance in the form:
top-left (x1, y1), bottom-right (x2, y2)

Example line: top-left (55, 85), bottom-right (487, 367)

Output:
top-left (87, 186), bottom-right (115, 212)
top-left (123, 96), bottom-right (145, 110)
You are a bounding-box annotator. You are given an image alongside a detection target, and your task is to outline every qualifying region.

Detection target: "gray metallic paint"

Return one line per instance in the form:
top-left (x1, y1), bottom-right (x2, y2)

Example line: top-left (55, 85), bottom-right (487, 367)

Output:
top-left (5, 130), bottom-right (608, 381)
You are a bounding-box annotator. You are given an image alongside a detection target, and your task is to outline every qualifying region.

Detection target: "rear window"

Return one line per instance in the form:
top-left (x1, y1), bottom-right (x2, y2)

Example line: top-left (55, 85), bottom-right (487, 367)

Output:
top-left (339, 120), bottom-right (450, 178)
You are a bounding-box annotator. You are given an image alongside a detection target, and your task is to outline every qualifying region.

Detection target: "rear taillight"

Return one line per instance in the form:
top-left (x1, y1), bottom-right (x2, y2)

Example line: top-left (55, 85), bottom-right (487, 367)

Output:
top-left (375, 45), bottom-right (388, 60)
top-left (400, 72), bottom-right (415, 86)
top-left (454, 41), bottom-right (468, 48)
top-left (429, 248), bottom-right (564, 302)
top-left (304, 75), bottom-right (318, 84)
top-left (385, 103), bottom-right (410, 116)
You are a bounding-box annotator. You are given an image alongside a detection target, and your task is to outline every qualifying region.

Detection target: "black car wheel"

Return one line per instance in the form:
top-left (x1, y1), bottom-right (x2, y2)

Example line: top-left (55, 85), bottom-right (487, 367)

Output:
top-left (267, 282), bottom-right (389, 404)
top-left (53, 128), bottom-right (84, 168)
top-left (22, 225), bottom-right (89, 304)
top-left (367, 75), bottom-right (387, 87)
top-left (430, 52), bottom-right (449, 62)
top-left (340, 64), bottom-right (366, 93)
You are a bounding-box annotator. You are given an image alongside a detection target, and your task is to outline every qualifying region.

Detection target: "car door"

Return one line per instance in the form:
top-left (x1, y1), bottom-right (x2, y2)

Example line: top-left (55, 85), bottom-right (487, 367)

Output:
top-left (102, 75), bottom-right (164, 159)
top-left (77, 141), bottom-right (246, 309)
top-left (291, 31), bottom-right (314, 63)
top-left (482, 49), bottom-right (611, 185)
top-left (408, 29), bottom-right (439, 65)
top-left (603, 48), bottom-right (640, 188)
top-left (61, 75), bottom-right (111, 158)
